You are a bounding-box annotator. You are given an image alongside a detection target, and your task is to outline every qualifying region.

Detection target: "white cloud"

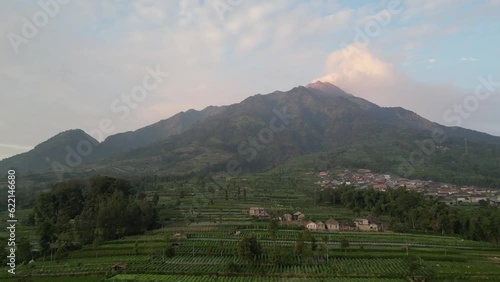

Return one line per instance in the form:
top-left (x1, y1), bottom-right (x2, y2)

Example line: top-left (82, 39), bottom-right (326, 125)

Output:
top-left (461, 57), bottom-right (477, 62)
top-left (313, 45), bottom-right (500, 136)
top-left (0, 0), bottom-right (499, 161)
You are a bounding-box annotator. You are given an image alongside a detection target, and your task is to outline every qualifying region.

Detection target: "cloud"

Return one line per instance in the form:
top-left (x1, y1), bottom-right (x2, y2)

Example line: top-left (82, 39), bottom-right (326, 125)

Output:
top-left (428, 58), bottom-right (436, 63)
top-left (0, 0), bottom-right (499, 161)
top-left (313, 45), bottom-right (500, 136)
top-left (461, 57), bottom-right (477, 62)
top-left (314, 44), bottom-right (400, 97)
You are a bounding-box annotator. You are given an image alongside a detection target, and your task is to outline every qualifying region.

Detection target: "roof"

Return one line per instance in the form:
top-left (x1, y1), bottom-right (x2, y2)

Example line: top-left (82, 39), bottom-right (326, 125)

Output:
top-left (315, 221), bottom-right (324, 225)
top-left (367, 217), bottom-right (382, 224)
top-left (325, 218), bottom-right (339, 225)
top-left (305, 220), bottom-right (315, 225)
top-left (293, 211), bottom-right (302, 216)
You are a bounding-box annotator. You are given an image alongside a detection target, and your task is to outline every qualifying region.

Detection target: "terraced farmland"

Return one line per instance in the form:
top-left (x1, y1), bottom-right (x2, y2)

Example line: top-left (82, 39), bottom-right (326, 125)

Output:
top-left (1, 172), bottom-right (500, 281)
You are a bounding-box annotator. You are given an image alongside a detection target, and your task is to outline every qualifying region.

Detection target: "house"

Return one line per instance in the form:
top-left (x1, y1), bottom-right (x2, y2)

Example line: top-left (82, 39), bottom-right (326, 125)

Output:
top-left (112, 262), bottom-right (127, 271)
top-left (372, 184), bottom-right (387, 191)
top-left (316, 221), bottom-right (326, 231)
top-left (305, 221), bottom-right (317, 230)
top-left (456, 196), bottom-right (470, 205)
top-left (283, 213), bottom-right (293, 221)
top-left (292, 211), bottom-right (305, 221)
top-left (339, 222), bottom-right (356, 231)
top-left (355, 218), bottom-right (381, 231)
top-left (319, 171), bottom-right (329, 177)
top-left (490, 199), bottom-right (500, 206)
top-left (470, 196), bottom-right (488, 204)
top-left (325, 218), bottom-right (339, 231)
top-left (173, 232), bottom-right (187, 239)
top-left (439, 197), bottom-right (456, 206)
top-left (249, 207), bottom-right (265, 216)
top-left (258, 211), bottom-right (271, 220)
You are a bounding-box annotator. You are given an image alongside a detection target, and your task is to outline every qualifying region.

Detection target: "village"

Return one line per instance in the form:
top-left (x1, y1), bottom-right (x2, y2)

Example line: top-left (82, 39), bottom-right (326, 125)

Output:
top-left (245, 168), bottom-right (500, 233)
top-left (315, 169), bottom-right (500, 206)
top-left (249, 207), bottom-right (386, 232)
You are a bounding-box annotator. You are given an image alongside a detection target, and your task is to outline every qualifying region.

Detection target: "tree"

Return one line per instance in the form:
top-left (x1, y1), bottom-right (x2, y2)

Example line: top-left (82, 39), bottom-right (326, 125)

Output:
top-left (268, 220), bottom-right (279, 264)
top-left (68, 176), bottom-right (159, 245)
top-left (152, 193), bottom-right (159, 206)
top-left (293, 233), bottom-right (304, 255)
top-left (478, 199), bottom-right (488, 206)
top-left (302, 229), bottom-right (317, 252)
top-left (38, 221), bottom-right (56, 259)
top-left (404, 254), bottom-right (423, 277)
top-left (237, 236), bottom-right (261, 262)
top-left (17, 236), bottom-right (33, 264)
top-left (92, 236), bottom-right (103, 258)
top-left (268, 220), bottom-right (279, 241)
top-left (96, 190), bottom-right (127, 239)
top-left (322, 236), bottom-right (329, 263)
top-left (88, 176), bottom-right (132, 199)
top-left (311, 236), bottom-right (318, 252)
top-left (340, 238), bottom-right (349, 254)
top-left (134, 240), bottom-right (139, 255)
top-left (165, 244), bottom-right (176, 258)
top-left (219, 209), bottom-right (223, 227)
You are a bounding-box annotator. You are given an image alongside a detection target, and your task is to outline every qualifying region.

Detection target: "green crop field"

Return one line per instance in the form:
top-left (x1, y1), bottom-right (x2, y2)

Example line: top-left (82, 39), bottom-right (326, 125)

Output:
top-left (1, 171), bottom-right (500, 282)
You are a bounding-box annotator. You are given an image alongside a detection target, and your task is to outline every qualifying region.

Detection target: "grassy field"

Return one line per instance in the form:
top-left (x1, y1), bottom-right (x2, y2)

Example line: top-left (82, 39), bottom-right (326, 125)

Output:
top-left (1, 171), bottom-right (500, 281)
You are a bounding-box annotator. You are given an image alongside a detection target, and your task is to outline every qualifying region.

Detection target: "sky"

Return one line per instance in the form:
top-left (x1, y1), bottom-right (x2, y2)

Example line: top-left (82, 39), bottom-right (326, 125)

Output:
top-left (1, 0), bottom-right (499, 160)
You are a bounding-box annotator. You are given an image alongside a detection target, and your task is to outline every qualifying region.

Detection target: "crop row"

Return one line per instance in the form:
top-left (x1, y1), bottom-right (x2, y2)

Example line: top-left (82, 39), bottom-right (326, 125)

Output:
top-left (110, 274), bottom-right (407, 281)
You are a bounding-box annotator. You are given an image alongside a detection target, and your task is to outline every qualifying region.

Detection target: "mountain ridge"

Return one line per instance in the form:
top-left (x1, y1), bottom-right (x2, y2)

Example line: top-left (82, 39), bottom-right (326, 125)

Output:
top-left (1, 82), bottom-right (499, 187)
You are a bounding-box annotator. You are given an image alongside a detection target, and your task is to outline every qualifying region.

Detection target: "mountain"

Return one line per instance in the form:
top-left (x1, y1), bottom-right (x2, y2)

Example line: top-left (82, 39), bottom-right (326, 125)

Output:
top-left (92, 83), bottom-right (500, 186)
top-left (0, 106), bottom-right (224, 174)
top-left (91, 106), bottom-right (225, 161)
top-left (306, 81), bottom-right (353, 98)
top-left (0, 129), bottom-right (98, 175)
top-left (2, 82), bottom-right (499, 187)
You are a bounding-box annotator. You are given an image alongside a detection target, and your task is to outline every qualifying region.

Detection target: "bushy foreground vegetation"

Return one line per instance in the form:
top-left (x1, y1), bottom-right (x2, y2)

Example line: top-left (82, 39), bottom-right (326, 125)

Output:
top-left (26, 176), bottom-right (160, 262)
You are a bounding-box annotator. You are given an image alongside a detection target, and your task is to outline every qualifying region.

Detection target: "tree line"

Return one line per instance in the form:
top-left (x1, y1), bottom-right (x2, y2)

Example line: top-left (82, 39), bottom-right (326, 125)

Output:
top-left (32, 176), bottom-right (160, 259)
top-left (317, 186), bottom-right (500, 244)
